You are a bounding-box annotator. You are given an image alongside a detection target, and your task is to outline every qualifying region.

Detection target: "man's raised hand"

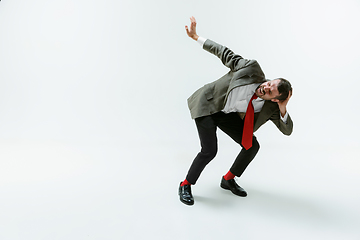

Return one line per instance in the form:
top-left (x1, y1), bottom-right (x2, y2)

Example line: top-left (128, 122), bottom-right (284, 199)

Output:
top-left (185, 16), bottom-right (199, 41)
top-left (277, 90), bottom-right (292, 118)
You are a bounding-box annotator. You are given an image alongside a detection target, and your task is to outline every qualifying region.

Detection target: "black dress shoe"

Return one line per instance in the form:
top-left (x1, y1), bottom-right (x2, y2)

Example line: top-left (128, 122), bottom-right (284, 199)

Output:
top-left (178, 182), bottom-right (194, 205)
top-left (220, 176), bottom-right (247, 197)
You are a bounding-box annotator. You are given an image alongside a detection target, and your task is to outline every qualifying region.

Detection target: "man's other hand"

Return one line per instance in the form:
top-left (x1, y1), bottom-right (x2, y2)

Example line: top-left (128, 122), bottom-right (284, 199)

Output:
top-left (274, 90), bottom-right (292, 117)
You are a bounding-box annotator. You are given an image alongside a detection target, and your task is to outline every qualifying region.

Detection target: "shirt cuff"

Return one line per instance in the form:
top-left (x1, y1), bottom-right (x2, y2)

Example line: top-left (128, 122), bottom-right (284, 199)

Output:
top-left (280, 111), bottom-right (289, 123)
top-left (197, 36), bottom-right (207, 48)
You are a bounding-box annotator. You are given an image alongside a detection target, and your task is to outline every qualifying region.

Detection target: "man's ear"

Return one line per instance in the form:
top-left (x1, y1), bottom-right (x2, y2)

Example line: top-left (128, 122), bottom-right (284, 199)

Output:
top-left (271, 98), bottom-right (280, 103)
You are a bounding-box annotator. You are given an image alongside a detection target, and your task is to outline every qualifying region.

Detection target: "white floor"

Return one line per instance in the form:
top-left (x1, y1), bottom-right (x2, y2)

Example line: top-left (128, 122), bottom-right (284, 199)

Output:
top-left (0, 137), bottom-right (359, 240)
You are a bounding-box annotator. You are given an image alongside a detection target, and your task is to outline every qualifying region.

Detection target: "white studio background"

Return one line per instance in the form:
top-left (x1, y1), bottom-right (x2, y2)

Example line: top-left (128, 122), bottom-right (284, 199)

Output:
top-left (0, 0), bottom-right (360, 239)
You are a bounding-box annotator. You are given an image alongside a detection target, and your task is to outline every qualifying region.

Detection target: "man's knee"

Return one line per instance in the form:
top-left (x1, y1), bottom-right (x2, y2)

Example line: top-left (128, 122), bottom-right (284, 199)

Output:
top-left (201, 146), bottom-right (218, 160)
top-left (247, 137), bottom-right (260, 154)
top-left (252, 137), bottom-right (260, 151)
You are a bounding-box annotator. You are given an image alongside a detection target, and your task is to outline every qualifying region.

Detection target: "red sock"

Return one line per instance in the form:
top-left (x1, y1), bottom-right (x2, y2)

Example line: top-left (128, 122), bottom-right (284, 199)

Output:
top-left (180, 179), bottom-right (191, 186)
top-left (223, 171), bottom-right (235, 180)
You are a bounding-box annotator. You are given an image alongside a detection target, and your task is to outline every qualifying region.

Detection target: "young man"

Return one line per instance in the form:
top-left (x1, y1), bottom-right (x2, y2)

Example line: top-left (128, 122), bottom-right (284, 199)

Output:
top-left (179, 17), bottom-right (293, 206)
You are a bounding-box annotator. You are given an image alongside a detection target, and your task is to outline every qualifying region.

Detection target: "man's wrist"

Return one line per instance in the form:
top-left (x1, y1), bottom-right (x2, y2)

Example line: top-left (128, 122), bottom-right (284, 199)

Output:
top-left (279, 106), bottom-right (287, 117)
top-left (280, 110), bottom-right (288, 123)
top-left (280, 109), bottom-right (286, 118)
top-left (197, 36), bottom-right (206, 47)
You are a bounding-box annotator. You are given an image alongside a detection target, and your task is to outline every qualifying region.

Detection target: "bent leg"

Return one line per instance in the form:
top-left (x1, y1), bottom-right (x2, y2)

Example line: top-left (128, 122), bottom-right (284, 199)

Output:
top-left (230, 136), bottom-right (260, 177)
top-left (217, 113), bottom-right (260, 177)
top-left (185, 115), bottom-right (218, 184)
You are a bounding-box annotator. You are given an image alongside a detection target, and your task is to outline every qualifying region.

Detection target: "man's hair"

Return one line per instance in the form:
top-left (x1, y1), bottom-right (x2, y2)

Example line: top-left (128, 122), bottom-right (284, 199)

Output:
top-left (275, 78), bottom-right (292, 101)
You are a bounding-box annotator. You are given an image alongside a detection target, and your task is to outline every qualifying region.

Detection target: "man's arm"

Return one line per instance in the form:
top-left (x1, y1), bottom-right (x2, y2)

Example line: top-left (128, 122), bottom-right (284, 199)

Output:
top-left (185, 17), bottom-right (250, 71)
top-left (270, 90), bottom-right (293, 135)
top-left (270, 110), bottom-right (293, 136)
top-left (272, 90), bottom-right (292, 118)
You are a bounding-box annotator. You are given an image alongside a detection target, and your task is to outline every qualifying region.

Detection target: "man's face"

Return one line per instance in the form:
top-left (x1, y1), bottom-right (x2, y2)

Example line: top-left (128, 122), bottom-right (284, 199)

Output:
top-left (255, 79), bottom-right (281, 101)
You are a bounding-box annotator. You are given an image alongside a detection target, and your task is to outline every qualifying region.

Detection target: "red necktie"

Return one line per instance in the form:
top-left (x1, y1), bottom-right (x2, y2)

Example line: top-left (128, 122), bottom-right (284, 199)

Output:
top-left (242, 93), bottom-right (258, 150)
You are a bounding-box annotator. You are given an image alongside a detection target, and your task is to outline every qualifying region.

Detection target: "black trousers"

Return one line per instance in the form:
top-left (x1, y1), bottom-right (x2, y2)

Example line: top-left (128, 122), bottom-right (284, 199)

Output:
top-left (186, 111), bottom-right (260, 185)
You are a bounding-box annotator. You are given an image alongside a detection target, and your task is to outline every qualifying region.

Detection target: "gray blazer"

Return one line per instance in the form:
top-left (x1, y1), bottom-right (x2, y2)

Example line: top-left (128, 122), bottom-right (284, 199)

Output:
top-left (187, 39), bottom-right (293, 135)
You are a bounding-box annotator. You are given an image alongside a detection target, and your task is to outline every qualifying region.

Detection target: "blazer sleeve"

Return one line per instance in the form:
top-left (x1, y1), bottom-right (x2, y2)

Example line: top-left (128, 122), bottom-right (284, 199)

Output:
top-left (203, 39), bottom-right (253, 72)
top-left (269, 110), bottom-right (293, 136)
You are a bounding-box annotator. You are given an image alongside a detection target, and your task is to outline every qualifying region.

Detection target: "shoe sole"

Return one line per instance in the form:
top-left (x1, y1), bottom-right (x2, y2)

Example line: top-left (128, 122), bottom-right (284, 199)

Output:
top-left (179, 197), bottom-right (194, 206)
top-left (220, 183), bottom-right (247, 197)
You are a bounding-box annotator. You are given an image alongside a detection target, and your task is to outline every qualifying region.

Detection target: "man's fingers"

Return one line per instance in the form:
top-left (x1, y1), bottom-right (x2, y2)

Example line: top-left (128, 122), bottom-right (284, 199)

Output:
top-left (288, 91), bottom-right (292, 99)
top-left (185, 25), bottom-right (190, 34)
